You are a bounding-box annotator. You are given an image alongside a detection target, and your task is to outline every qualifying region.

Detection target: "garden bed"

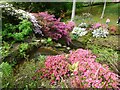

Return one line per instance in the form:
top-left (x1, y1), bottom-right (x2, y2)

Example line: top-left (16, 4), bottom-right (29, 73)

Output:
top-left (1, 2), bottom-right (120, 89)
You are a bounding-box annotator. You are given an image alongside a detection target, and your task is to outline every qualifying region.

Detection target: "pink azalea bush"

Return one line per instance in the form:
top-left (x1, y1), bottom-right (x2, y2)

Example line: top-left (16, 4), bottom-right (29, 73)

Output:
top-left (36, 55), bottom-right (70, 84)
top-left (92, 23), bottom-right (108, 30)
top-left (36, 49), bottom-right (119, 88)
top-left (34, 12), bottom-right (75, 45)
top-left (68, 49), bottom-right (119, 88)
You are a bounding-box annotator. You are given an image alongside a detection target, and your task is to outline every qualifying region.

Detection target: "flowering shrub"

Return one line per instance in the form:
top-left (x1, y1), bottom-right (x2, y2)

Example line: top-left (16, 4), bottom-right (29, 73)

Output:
top-left (91, 23), bottom-right (109, 38)
top-left (92, 27), bottom-right (109, 38)
top-left (37, 55), bottom-right (70, 84)
top-left (37, 12), bottom-right (75, 44)
top-left (3, 6), bottom-right (43, 36)
top-left (68, 49), bottom-right (119, 88)
top-left (72, 27), bottom-right (88, 37)
top-left (36, 49), bottom-right (119, 88)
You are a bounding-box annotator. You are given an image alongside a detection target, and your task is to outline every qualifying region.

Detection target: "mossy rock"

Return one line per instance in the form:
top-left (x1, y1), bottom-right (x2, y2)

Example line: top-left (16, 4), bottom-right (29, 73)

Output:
top-left (2, 40), bottom-right (42, 65)
top-left (89, 35), bottom-right (119, 50)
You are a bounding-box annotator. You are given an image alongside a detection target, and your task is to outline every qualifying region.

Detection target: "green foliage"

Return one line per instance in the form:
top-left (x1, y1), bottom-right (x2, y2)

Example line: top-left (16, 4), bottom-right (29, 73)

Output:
top-left (47, 38), bottom-right (52, 43)
top-left (0, 62), bottom-right (14, 88)
top-left (13, 60), bottom-right (46, 88)
top-left (46, 38), bottom-right (53, 45)
top-left (11, 2), bottom-right (73, 18)
top-left (12, 33), bottom-right (24, 41)
top-left (37, 55), bottom-right (46, 61)
top-left (1, 42), bottom-right (11, 57)
top-left (68, 61), bottom-right (79, 72)
top-left (18, 20), bottom-right (32, 33)
top-left (1, 60), bottom-right (37, 88)
top-left (70, 34), bottom-right (79, 40)
top-left (19, 43), bottom-right (29, 58)
top-left (0, 62), bottom-right (12, 77)
top-left (87, 45), bottom-right (119, 73)
top-left (2, 23), bottom-right (17, 40)
top-left (76, 32), bottom-right (92, 45)
top-left (74, 3), bottom-right (119, 26)
top-left (41, 37), bottom-right (53, 46)
top-left (2, 20), bottom-right (33, 42)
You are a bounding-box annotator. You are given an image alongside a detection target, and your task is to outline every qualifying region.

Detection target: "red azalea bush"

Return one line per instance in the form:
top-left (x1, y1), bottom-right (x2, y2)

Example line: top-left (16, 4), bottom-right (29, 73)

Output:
top-left (35, 49), bottom-right (119, 88)
top-left (109, 25), bottom-right (117, 33)
top-left (33, 12), bottom-right (75, 45)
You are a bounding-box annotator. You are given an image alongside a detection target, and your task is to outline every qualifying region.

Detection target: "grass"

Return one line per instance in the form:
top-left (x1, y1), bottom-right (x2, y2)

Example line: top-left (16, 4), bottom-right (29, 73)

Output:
top-left (65, 3), bottom-right (119, 26)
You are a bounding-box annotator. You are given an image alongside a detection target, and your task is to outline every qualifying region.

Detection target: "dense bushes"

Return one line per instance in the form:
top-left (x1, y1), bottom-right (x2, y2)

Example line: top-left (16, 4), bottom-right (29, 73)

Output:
top-left (34, 12), bottom-right (75, 45)
top-left (0, 62), bottom-right (13, 88)
top-left (2, 20), bottom-right (33, 41)
top-left (3, 4), bottom-right (75, 44)
top-left (35, 49), bottom-right (119, 88)
top-left (11, 2), bottom-right (84, 18)
top-left (39, 55), bottom-right (70, 84)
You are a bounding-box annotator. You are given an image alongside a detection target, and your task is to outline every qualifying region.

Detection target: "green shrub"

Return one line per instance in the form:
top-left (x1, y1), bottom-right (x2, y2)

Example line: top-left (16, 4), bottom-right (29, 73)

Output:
top-left (0, 62), bottom-right (14, 88)
top-left (1, 42), bottom-right (11, 57)
top-left (19, 43), bottom-right (29, 58)
top-left (2, 20), bottom-right (33, 42)
top-left (37, 55), bottom-right (46, 61)
top-left (0, 62), bottom-right (12, 77)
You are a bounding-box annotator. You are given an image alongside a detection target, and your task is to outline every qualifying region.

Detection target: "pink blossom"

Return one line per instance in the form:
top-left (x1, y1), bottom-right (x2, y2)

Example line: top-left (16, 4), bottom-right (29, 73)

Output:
top-left (38, 12), bottom-right (75, 45)
top-left (73, 71), bottom-right (78, 75)
top-left (92, 23), bottom-right (101, 29)
top-left (35, 49), bottom-right (119, 88)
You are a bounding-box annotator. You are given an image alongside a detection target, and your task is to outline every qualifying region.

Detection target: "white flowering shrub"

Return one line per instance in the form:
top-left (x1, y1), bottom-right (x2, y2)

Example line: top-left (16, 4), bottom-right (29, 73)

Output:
top-left (3, 5), bottom-right (43, 35)
top-left (78, 23), bottom-right (88, 28)
top-left (92, 27), bottom-right (109, 38)
top-left (72, 27), bottom-right (88, 37)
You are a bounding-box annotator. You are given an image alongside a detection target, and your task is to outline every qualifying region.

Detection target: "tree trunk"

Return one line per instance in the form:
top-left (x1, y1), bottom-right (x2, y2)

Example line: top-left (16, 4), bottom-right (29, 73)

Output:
top-left (101, 0), bottom-right (106, 19)
top-left (71, 0), bottom-right (76, 21)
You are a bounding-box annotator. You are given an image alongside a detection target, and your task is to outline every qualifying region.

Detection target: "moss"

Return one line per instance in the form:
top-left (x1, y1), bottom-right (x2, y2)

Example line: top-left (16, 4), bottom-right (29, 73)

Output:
top-left (89, 35), bottom-right (119, 50)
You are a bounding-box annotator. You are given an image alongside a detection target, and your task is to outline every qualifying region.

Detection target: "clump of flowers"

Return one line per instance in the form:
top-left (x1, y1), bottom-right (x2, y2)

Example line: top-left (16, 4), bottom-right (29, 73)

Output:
top-left (92, 27), bottom-right (109, 38)
top-left (91, 23), bottom-right (109, 38)
top-left (68, 49), bottom-right (119, 88)
top-left (35, 49), bottom-right (119, 88)
top-left (3, 5), bottom-right (43, 36)
top-left (37, 12), bottom-right (75, 45)
top-left (92, 23), bottom-right (101, 29)
top-left (72, 27), bottom-right (88, 37)
top-left (36, 55), bottom-right (70, 84)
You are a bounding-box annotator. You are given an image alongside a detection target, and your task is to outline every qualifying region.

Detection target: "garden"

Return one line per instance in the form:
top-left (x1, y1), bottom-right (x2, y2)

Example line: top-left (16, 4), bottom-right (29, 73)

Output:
top-left (0, 1), bottom-right (120, 89)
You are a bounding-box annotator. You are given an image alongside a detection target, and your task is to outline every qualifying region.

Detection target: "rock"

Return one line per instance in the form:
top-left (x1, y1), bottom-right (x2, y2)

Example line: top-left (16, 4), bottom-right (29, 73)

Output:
top-left (66, 47), bottom-right (71, 50)
top-left (55, 43), bottom-right (62, 47)
top-left (41, 39), bottom-right (47, 44)
top-left (63, 46), bottom-right (67, 48)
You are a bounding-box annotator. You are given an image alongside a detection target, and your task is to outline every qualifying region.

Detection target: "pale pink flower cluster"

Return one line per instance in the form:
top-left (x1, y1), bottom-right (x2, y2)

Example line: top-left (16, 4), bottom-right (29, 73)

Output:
top-left (68, 49), bottom-right (119, 88)
top-left (92, 23), bottom-right (108, 29)
top-left (36, 49), bottom-right (119, 88)
top-left (40, 55), bottom-right (70, 84)
top-left (92, 23), bottom-right (101, 29)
